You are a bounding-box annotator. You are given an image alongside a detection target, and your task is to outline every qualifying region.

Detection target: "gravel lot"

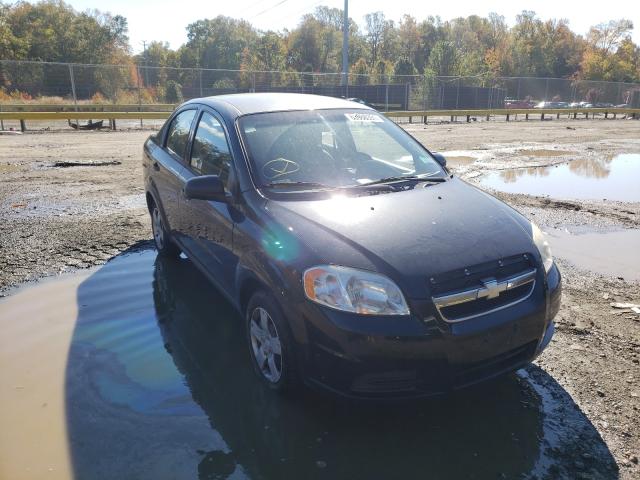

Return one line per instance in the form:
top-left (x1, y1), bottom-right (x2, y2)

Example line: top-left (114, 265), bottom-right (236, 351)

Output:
top-left (1, 118), bottom-right (639, 477)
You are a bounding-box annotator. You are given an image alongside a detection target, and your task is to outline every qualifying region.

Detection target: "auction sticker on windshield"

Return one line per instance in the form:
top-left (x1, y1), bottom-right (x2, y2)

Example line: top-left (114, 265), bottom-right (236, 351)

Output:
top-left (344, 113), bottom-right (384, 122)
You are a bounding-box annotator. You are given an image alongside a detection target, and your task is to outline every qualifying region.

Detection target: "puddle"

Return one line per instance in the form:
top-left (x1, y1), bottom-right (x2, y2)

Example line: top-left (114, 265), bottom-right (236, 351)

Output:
top-left (480, 153), bottom-right (640, 202)
top-left (0, 249), bottom-right (617, 479)
top-left (548, 228), bottom-right (640, 281)
top-left (519, 149), bottom-right (576, 157)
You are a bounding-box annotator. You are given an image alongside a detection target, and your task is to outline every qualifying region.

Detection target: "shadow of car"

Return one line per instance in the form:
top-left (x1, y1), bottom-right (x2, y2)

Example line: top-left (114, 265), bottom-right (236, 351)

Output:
top-left (63, 248), bottom-right (618, 479)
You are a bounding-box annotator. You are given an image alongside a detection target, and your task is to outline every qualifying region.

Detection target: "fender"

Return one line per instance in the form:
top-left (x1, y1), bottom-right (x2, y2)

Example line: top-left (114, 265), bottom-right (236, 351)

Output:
top-left (234, 252), bottom-right (310, 347)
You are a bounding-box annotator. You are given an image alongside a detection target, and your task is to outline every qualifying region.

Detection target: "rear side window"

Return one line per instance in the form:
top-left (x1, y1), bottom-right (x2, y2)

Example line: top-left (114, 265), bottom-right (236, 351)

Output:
top-left (166, 109), bottom-right (196, 159)
top-left (190, 112), bottom-right (232, 184)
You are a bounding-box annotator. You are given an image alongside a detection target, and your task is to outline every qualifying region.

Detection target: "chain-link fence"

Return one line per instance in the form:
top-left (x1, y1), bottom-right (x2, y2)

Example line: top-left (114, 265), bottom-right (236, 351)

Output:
top-left (2, 60), bottom-right (639, 110)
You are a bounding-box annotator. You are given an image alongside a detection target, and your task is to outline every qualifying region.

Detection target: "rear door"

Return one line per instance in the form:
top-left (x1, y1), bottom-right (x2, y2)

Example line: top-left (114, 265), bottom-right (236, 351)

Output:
top-left (151, 108), bottom-right (197, 235)
top-left (177, 108), bottom-right (238, 296)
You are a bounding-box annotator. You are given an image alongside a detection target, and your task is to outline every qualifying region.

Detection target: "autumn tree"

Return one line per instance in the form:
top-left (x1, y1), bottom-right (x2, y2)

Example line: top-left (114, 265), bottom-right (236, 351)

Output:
top-left (1, 1), bottom-right (639, 90)
top-left (581, 20), bottom-right (638, 81)
top-left (371, 59), bottom-right (394, 83)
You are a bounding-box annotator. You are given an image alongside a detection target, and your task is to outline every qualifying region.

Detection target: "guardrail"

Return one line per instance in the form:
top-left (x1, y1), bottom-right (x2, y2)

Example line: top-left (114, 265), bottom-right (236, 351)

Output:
top-left (0, 111), bottom-right (170, 120)
top-left (0, 103), bottom-right (177, 112)
top-left (0, 106), bottom-right (638, 131)
top-left (386, 107), bottom-right (640, 122)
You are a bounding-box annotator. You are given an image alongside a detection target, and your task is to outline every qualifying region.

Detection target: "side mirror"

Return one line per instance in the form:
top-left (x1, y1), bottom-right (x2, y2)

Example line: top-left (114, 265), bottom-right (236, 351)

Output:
top-left (432, 153), bottom-right (447, 168)
top-left (184, 175), bottom-right (226, 202)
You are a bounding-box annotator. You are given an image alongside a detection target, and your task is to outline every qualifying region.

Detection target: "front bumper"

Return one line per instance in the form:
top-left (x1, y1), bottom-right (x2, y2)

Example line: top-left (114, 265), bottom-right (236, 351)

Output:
top-left (295, 264), bottom-right (561, 399)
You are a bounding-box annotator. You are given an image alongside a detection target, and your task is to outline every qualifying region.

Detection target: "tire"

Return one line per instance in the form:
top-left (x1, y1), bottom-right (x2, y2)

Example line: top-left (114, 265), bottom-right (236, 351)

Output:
top-left (246, 290), bottom-right (299, 392)
top-left (150, 201), bottom-right (180, 257)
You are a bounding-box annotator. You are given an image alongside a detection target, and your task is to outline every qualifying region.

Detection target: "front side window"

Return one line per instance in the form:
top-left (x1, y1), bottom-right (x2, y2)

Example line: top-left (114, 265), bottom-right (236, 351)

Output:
top-left (166, 109), bottom-right (196, 159)
top-left (190, 112), bottom-right (232, 183)
top-left (238, 109), bottom-right (444, 189)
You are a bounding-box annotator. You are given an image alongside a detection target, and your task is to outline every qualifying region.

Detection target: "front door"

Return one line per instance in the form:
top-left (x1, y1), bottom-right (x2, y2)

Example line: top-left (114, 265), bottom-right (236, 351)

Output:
top-left (153, 108), bottom-right (197, 235)
top-left (178, 109), bottom-right (237, 297)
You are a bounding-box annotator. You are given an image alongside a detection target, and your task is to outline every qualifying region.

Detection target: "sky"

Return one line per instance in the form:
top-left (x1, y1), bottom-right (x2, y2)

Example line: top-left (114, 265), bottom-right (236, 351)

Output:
top-left (20, 0), bottom-right (640, 53)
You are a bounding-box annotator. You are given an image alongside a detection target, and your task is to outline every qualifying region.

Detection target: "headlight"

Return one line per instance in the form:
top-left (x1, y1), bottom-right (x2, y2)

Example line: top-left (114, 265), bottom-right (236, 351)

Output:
top-left (531, 223), bottom-right (554, 273)
top-left (303, 265), bottom-right (410, 315)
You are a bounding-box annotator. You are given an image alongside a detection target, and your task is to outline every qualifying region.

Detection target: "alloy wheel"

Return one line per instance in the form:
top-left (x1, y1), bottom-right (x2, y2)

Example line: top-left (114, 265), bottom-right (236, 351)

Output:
top-left (249, 307), bottom-right (283, 383)
top-left (151, 207), bottom-right (164, 250)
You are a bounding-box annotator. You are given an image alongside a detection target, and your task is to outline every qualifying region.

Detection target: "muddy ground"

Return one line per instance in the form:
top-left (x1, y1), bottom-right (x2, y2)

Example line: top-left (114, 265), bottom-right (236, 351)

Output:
top-left (1, 118), bottom-right (639, 478)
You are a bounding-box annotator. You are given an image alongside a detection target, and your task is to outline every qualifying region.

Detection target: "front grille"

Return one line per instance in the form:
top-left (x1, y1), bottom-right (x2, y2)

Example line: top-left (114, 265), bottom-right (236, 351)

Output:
top-left (440, 282), bottom-right (532, 319)
top-left (351, 370), bottom-right (419, 394)
top-left (430, 254), bottom-right (536, 322)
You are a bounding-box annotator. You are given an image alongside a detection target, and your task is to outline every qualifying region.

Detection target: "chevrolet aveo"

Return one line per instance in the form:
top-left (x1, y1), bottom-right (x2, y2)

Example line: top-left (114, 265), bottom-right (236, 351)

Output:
top-left (143, 93), bottom-right (561, 399)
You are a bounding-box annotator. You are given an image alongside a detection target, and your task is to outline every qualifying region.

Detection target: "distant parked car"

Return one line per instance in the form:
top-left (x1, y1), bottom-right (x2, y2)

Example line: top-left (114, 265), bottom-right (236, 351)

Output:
top-left (569, 102), bottom-right (593, 108)
top-left (534, 101), bottom-right (569, 109)
top-left (346, 97), bottom-right (376, 109)
top-left (504, 99), bottom-right (534, 109)
top-left (143, 93), bottom-right (561, 398)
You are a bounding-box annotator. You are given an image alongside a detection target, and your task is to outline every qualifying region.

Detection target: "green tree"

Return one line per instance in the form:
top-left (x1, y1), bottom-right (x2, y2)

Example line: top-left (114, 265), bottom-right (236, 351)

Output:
top-left (427, 40), bottom-right (459, 76)
top-left (1, 1), bottom-right (128, 63)
top-left (184, 16), bottom-right (257, 70)
top-left (165, 80), bottom-right (183, 103)
top-left (286, 16), bottom-right (322, 72)
top-left (394, 57), bottom-right (416, 76)
top-left (350, 57), bottom-right (369, 85)
top-left (364, 11), bottom-right (390, 65)
top-left (371, 59), bottom-right (394, 83)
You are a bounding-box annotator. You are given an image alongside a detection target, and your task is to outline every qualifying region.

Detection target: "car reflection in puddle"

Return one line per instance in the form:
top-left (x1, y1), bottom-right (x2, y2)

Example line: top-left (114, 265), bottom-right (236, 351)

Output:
top-left (62, 248), bottom-right (617, 479)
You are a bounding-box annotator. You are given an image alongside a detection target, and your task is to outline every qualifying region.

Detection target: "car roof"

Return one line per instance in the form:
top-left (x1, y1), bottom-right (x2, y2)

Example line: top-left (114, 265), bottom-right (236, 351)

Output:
top-left (185, 92), bottom-right (373, 117)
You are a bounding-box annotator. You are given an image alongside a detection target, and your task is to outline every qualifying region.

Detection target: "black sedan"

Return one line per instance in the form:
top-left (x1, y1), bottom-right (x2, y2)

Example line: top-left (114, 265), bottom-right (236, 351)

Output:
top-left (143, 93), bottom-right (561, 399)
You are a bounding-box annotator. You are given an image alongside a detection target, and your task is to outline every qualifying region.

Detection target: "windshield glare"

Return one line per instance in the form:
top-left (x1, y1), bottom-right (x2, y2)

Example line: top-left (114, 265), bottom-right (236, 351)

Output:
top-left (238, 109), bottom-right (445, 190)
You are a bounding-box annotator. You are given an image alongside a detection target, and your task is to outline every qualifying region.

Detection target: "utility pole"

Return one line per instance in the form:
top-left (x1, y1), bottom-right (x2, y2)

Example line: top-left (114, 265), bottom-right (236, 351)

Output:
top-left (341, 0), bottom-right (348, 87)
top-left (141, 40), bottom-right (149, 87)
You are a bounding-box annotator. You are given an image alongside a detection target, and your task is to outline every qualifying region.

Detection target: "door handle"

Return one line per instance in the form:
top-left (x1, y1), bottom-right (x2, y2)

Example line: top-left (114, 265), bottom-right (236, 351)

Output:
top-left (152, 162), bottom-right (160, 171)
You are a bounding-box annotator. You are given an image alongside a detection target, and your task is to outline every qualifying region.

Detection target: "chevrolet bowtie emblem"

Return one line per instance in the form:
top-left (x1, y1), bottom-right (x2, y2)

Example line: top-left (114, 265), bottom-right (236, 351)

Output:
top-left (478, 278), bottom-right (506, 300)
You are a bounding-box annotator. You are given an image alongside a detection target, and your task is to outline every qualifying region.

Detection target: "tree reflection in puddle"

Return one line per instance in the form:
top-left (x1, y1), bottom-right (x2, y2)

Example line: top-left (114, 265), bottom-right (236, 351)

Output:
top-left (63, 248), bottom-right (618, 479)
top-left (480, 153), bottom-right (639, 202)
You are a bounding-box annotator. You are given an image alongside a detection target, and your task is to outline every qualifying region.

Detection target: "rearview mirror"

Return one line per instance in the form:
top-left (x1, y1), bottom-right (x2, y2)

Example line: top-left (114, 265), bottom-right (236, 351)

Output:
top-left (184, 175), bottom-right (226, 202)
top-left (432, 153), bottom-right (447, 168)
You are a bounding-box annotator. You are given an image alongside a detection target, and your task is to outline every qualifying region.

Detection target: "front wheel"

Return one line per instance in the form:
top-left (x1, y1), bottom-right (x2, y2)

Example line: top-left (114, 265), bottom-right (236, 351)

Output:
top-left (150, 202), bottom-right (180, 257)
top-left (246, 291), bottom-right (298, 392)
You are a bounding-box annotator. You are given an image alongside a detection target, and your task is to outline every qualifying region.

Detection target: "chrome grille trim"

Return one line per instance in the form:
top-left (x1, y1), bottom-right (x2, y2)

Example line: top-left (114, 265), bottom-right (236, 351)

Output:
top-left (432, 268), bottom-right (537, 323)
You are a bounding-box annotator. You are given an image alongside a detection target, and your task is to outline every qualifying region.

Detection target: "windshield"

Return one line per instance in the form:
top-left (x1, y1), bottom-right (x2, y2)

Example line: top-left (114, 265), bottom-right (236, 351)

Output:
top-left (238, 109), bottom-right (445, 189)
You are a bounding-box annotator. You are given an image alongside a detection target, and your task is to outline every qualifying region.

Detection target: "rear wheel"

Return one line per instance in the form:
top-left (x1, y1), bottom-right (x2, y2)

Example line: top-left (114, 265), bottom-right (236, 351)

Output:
top-left (150, 202), bottom-right (180, 257)
top-left (246, 291), bottom-right (298, 392)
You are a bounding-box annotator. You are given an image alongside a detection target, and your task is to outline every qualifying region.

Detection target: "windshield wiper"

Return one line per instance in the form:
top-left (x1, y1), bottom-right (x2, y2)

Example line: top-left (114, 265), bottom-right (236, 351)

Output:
top-left (264, 181), bottom-right (333, 190)
top-left (358, 174), bottom-right (446, 187)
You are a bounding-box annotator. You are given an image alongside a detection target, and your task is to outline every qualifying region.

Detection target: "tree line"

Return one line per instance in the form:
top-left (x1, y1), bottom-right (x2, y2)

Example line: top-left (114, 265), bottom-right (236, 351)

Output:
top-left (1, 1), bottom-right (639, 103)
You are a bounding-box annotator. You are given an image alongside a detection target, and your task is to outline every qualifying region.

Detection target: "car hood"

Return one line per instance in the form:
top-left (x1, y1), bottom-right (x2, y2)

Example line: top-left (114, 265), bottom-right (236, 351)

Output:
top-left (263, 178), bottom-right (537, 298)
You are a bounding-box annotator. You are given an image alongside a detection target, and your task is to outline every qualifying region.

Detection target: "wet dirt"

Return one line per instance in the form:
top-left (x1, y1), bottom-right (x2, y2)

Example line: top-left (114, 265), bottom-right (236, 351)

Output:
top-left (1, 119), bottom-right (640, 478)
top-left (547, 228), bottom-right (640, 282)
top-left (479, 154), bottom-right (640, 202)
top-left (0, 249), bottom-right (619, 480)
top-left (440, 155), bottom-right (477, 166)
top-left (520, 149), bottom-right (576, 157)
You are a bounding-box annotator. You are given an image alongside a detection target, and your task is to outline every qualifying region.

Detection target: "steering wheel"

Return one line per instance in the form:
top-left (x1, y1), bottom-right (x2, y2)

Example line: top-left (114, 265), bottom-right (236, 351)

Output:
top-left (262, 158), bottom-right (301, 180)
